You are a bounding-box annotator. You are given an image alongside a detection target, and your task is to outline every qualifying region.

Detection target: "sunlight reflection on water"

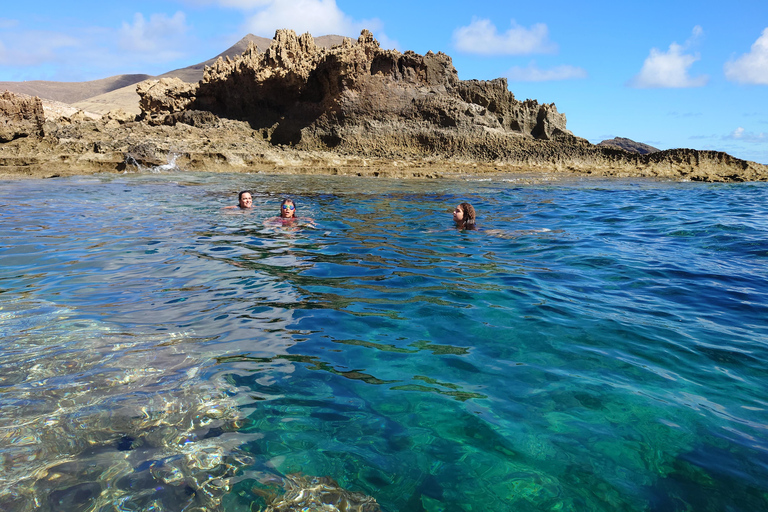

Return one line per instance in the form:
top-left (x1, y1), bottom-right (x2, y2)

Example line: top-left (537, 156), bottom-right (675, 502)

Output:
top-left (0, 173), bottom-right (767, 511)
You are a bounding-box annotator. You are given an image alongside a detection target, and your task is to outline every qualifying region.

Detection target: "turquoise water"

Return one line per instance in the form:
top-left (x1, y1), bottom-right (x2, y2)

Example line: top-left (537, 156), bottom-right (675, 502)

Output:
top-left (1, 172), bottom-right (767, 511)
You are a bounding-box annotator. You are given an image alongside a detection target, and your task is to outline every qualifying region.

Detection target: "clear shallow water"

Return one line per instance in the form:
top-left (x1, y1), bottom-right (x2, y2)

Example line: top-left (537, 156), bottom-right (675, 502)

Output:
top-left (1, 171), bottom-right (767, 511)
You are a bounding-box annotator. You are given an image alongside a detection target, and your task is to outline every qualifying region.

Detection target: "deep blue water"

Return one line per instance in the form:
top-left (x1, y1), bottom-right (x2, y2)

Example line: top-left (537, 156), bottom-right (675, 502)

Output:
top-left (1, 172), bottom-right (767, 511)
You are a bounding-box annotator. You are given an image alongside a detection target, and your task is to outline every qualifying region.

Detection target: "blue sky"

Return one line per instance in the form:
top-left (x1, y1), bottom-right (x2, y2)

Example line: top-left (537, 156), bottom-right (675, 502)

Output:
top-left (1, 0), bottom-right (766, 163)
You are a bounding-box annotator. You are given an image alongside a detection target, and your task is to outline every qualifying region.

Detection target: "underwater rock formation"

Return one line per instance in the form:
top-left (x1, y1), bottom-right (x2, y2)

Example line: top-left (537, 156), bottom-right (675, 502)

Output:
top-left (262, 475), bottom-right (381, 512)
top-left (0, 90), bottom-right (45, 142)
top-left (0, 300), bottom-right (249, 512)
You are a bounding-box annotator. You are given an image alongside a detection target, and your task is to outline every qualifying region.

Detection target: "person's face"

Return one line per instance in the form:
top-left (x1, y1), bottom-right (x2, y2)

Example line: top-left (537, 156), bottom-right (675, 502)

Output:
top-left (453, 205), bottom-right (464, 223)
top-left (281, 202), bottom-right (295, 218)
top-left (239, 193), bottom-right (253, 209)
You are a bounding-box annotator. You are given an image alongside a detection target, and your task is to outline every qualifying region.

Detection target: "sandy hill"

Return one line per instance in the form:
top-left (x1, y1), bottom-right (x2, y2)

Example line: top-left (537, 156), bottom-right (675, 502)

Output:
top-left (0, 74), bottom-right (152, 105)
top-left (2, 33), bottom-right (347, 116)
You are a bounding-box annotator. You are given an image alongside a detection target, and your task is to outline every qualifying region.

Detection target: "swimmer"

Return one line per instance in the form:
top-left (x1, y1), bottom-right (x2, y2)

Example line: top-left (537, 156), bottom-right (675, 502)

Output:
top-left (264, 198), bottom-right (315, 228)
top-left (453, 202), bottom-right (476, 230)
top-left (224, 190), bottom-right (253, 209)
top-left (279, 198), bottom-right (297, 219)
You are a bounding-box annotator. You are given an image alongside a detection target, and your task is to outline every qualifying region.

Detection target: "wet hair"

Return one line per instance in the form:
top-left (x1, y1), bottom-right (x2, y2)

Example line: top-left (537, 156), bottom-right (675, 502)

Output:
top-left (458, 202), bottom-right (476, 229)
top-left (280, 198), bottom-right (296, 218)
top-left (236, 190), bottom-right (253, 209)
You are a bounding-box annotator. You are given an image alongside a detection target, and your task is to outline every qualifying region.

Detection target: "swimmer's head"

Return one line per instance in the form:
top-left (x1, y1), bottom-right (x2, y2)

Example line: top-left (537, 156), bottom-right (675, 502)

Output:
top-left (453, 202), bottom-right (476, 229)
top-left (238, 191), bottom-right (253, 209)
top-left (453, 202), bottom-right (475, 222)
top-left (280, 198), bottom-right (296, 218)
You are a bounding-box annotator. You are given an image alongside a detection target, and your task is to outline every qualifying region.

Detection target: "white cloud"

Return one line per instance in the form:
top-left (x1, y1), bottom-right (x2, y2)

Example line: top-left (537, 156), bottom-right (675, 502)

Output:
top-left (453, 18), bottom-right (557, 55)
top-left (181, 0), bottom-right (394, 47)
top-left (0, 13), bottom-right (197, 79)
top-left (724, 28), bottom-right (768, 85)
top-left (241, 0), bottom-right (380, 38)
top-left (725, 127), bottom-right (767, 143)
top-left (629, 27), bottom-right (708, 88)
top-left (506, 62), bottom-right (587, 82)
top-left (119, 12), bottom-right (190, 58)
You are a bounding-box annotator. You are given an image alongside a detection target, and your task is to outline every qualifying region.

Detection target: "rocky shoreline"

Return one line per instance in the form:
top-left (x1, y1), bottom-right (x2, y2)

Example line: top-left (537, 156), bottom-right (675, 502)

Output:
top-left (2, 30), bottom-right (767, 182)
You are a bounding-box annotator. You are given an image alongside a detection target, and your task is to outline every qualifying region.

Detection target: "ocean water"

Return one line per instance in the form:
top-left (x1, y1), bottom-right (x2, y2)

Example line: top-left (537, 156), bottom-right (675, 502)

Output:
top-left (1, 171), bottom-right (767, 512)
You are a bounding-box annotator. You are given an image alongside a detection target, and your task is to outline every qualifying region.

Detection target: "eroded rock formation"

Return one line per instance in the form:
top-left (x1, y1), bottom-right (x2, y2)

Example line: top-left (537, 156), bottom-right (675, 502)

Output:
top-left (0, 91), bottom-right (45, 142)
top-left (137, 30), bottom-right (572, 148)
top-left (1, 30), bottom-right (767, 182)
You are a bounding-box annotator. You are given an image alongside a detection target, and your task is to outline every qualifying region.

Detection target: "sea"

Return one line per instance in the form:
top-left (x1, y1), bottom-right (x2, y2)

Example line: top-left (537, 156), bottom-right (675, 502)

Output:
top-left (1, 170), bottom-right (767, 512)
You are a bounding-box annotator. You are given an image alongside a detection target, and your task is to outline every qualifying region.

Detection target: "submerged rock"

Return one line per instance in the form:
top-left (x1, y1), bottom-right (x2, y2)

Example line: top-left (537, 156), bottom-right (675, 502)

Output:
top-left (263, 475), bottom-right (381, 512)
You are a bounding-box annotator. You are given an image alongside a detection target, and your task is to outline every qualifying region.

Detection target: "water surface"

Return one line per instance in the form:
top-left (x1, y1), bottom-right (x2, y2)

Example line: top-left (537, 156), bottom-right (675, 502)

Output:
top-left (1, 171), bottom-right (767, 511)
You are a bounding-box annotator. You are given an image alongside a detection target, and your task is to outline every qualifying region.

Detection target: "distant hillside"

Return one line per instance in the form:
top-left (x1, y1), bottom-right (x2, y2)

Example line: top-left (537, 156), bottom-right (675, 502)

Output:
top-left (155, 34), bottom-right (277, 83)
top-left (2, 33), bottom-right (348, 114)
top-left (599, 137), bottom-right (660, 155)
top-left (0, 74), bottom-right (152, 104)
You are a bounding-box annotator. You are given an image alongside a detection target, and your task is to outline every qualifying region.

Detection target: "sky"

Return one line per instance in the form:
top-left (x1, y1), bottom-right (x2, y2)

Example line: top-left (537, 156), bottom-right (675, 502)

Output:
top-left (1, 0), bottom-right (766, 163)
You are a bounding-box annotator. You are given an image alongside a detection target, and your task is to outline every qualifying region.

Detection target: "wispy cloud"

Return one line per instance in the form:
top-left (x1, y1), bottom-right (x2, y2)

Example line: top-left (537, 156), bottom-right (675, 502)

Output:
top-left (629, 26), bottom-right (708, 88)
top-left (724, 27), bottom-right (768, 85)
top-left (724, 127), bottom-right (767, 143)
top-left (667, 111), bottom-right (703, 118)
top-left (0, 12), bottom-right (199, 80)
top-left (453, 18), bottom-right (557, 55)
top-left (119, 12), bottom-right (190, 59)
top-left (0, 30), bottom-right (81, 67)
top-left (0, 18), bottom-right (19, 29)
top-left (505, 62), bottom-right (586, 82)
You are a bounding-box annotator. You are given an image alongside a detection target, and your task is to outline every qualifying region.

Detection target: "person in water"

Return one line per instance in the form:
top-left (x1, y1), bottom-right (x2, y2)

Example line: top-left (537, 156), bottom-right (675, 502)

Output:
top-left (265, 198), bottom-right (315, 228)
top-left (224, 190), bottom-right (253, 209)
top-left (453, 202), bottom-right (476, 230)
top-left (279, 198), bottom-right (297, 219)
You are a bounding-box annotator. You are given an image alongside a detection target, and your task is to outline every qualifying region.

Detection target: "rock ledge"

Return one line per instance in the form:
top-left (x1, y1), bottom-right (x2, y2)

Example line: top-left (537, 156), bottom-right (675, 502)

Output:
top-left (2, 30), bottom-right (767, 182)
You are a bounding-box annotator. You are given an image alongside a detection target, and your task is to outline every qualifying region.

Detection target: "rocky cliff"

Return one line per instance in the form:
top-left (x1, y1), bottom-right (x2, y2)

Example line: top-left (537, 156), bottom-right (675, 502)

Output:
top-left (137, 30), bottom-right (572, 149)
top-left (1, 30), bottom-right (767, 182)
top-left (0, 91), bottom-right (45, 142)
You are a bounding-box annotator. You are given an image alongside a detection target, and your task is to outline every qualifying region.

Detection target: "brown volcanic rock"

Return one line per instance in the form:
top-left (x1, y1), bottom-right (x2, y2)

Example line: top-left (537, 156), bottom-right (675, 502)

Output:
top-left (0, 108), bottom-right (766, 182)
top-left (0, 91), bottom-right (45, 142)
top-left (2, 30), bottom-right (767, 182)
top-left (137, 78), bottom-right (198, 117)
top-left (137, 29), bottom-right (572, 148)
top-left (599, 137), bottom-right (659, 155)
